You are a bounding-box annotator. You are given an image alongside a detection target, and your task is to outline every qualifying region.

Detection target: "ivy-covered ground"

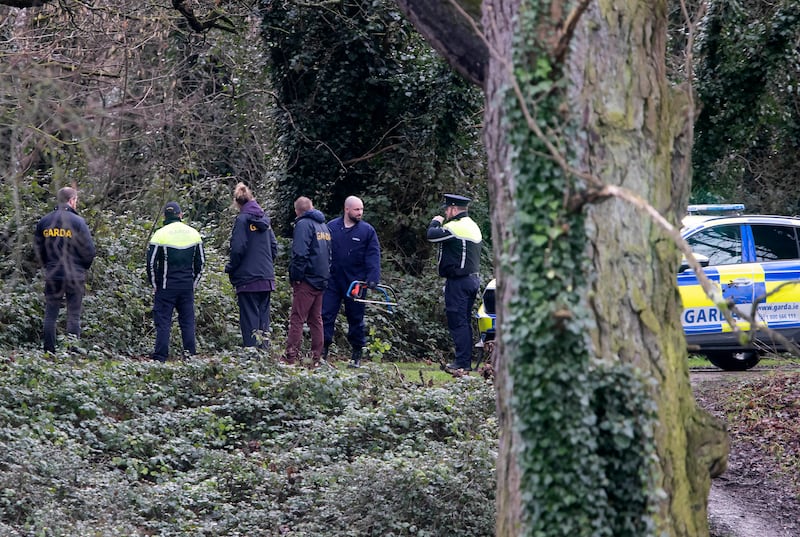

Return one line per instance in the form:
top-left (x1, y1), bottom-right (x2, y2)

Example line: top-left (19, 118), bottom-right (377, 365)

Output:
top-left (3, 344), bottom-right (798, 537)
top-left (0, 350), bottom-right (497, 536)
top-left (693, 366), bottom-right (800, 537)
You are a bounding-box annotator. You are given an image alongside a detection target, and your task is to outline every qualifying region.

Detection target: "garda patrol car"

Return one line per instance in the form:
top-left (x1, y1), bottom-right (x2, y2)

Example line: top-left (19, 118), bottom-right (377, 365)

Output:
top-left (475, 278), bottom-right (496, 359)
top-left (475, 204), bottom-right (800, 371)
top-left (679, 204), bottom-right (800, 370)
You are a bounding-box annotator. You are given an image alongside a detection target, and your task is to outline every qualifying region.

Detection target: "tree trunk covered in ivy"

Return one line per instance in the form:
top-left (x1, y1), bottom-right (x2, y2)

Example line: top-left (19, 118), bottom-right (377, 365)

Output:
top-left (482, 1), bottom-right (729, 535)
top-left (398, 0), bottom-right (730, 535)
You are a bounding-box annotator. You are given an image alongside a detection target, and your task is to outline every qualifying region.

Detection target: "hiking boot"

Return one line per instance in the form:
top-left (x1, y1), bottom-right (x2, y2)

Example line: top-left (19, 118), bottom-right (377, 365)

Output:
top-left (348, 348), bottom-right (363, 368)
top-left (446, 362), bottom-right (472, 372)
top-left (322, 344), bottom-right (330, 362)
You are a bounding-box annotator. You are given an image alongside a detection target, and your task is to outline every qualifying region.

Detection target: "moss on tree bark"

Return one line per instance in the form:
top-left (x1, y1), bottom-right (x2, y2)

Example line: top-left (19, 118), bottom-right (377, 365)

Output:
top-left (397, 0), bottom-right (730, 535)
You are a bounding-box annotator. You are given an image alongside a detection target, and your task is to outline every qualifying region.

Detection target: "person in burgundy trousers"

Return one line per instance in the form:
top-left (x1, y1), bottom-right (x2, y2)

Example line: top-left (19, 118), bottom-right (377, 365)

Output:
top-left (284, 196), bottom-right (331, 364)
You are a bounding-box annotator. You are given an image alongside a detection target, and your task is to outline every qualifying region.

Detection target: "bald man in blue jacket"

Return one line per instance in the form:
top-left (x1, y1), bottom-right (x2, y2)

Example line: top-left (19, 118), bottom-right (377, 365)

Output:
top-left (322, 196), bottom-right (381, 368)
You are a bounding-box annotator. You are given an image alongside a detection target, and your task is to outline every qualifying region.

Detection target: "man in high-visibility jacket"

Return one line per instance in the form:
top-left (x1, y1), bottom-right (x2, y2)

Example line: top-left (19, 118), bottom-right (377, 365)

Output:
top-left (146, 202), bottom-right (205, 362)
top-left (426, 194), bottom-right (483, 371)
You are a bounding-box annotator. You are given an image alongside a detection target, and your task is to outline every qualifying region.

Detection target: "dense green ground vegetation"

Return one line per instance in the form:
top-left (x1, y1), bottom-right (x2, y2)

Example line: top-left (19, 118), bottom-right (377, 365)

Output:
top-left (0, 352), bottom-right (497, 536)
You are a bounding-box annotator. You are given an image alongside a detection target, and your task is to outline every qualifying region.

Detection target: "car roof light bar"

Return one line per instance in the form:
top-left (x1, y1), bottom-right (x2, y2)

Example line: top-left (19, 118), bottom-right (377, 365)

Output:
top-left (686, 203), bottom-right (745, 214)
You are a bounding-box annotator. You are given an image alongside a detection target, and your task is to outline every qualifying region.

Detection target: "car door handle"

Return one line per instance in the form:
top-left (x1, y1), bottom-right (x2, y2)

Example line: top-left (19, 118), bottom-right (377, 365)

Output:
top-left (728, 278), bottom-right (753, 286)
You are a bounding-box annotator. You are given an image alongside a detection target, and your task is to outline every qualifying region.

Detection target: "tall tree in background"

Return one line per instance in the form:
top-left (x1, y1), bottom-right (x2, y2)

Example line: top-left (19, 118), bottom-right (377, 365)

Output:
top-left (0, 2), bottom-right (274, 239)
top-left (398, 0), bottom-right (727, 535)
top-left (259, 0), bottom-right (486, 272)
top-left (693, 1), bottom-right (800, 214)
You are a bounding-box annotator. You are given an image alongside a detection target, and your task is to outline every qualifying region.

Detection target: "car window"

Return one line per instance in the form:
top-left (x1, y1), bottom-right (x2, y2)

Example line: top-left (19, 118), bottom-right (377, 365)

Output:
top-left (752, 224), bottom-right (800, 261)
top-left (686, 224), bottom-right (742, 266)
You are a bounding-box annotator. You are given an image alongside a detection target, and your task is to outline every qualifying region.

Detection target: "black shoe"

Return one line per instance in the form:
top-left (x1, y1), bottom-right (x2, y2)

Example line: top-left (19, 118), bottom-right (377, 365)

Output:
top-left (446, 362), bottom-right (472, 372)
top-left (349, 348), bottom-right (362, 368)
top-left (322, 344), bottom-right (330, 361)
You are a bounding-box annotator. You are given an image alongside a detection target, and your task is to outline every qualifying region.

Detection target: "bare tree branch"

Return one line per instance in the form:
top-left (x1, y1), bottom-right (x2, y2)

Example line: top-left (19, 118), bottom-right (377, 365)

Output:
top-left (553, 0), bottom-right (591, 64)
top-left (0, 0), bottom-right (54, 7)
top-left (171, 0), bottom-right (237, 34)
top-left (450, 0), bottom-right (798, 356)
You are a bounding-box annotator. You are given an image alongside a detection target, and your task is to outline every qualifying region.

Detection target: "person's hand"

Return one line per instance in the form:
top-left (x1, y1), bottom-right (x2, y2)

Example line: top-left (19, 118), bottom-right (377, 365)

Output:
top-left (367, 281), bottom-right (378, 290)
top-left (432, 215), bottom-right (444, 224)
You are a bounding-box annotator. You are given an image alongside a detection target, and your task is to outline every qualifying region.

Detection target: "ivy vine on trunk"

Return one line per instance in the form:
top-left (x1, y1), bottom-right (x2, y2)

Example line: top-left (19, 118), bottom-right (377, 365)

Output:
top-left (396, 0), bottom-right (730, 535)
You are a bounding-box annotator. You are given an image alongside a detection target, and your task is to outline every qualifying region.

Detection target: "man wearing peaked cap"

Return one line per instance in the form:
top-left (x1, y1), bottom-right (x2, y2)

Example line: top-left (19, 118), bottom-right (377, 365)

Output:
top-left (441, 194), bottom-right (472, 208)
top-left (427, 194), bottom-right (482, 372)
top-left (146, 201), bottom-right (205, 362)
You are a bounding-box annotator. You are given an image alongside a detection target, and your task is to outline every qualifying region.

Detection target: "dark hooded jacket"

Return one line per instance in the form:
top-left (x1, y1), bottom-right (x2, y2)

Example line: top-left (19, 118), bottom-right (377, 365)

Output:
top-left (289, 209), bottom-right (331, 290)
top-left (34, 204), bottom-right (96, 281)
top-left (225, 199), bottom-right (278, 289)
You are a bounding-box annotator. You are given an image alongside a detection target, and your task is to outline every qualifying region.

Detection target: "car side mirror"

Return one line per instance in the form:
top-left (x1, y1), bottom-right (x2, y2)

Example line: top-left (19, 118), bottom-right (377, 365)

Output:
top-left (680, 253), bottom-right (710, 273)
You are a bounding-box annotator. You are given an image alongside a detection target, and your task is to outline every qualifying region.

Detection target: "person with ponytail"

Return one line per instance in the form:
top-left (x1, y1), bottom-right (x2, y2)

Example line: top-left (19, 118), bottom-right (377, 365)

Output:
top-left (225, 183), bottom-right (278, 349)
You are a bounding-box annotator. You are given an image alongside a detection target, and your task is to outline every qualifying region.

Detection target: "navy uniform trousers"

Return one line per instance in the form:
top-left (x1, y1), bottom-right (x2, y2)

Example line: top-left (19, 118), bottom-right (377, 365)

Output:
top-left (152, 287), bottom-right (196, 361)
top-left (444, 274), bottom-right (480, 369)
top-left (237, 291), bottom-right (272, 347)
top-left (322, 278), bottom-right (367, 350)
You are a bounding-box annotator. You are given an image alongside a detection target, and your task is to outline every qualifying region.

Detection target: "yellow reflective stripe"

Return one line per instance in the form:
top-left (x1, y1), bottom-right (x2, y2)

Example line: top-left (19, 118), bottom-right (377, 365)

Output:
top-left (150, 222), bottom-right (202, 249)
top-left (764, 280), bottom-right (800, 302)
top-left (720, 320), bottom-right (752, 332)
top-left (715, 264), bottom-right (762, 282)
top-left (443, 218), bottom-right (481, 242)
top-left (679, 284), bottom-right (713, 308)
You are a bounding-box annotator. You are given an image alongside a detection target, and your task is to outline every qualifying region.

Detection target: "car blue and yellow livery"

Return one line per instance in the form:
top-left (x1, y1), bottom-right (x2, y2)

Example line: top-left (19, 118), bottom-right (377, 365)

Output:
top-left (475, 278), bottom-right (496, 348)
top-left (679, 206), bottom-right (800, 370)
top-left (475, 205), bottom-right (800, 371)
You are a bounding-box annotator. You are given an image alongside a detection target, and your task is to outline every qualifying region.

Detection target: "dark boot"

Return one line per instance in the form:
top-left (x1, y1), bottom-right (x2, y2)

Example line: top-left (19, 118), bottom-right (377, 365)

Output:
top-left (322, 343), bottom-right (330, 362)
top-left (348, 348), bottom-right (362, 368)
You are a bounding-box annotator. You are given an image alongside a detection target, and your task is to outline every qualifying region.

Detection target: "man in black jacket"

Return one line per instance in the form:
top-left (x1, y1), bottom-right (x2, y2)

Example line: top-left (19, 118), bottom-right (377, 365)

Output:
top-left (285, 196), bottom-right (331, 364)
top-left (225, 183), bottom-right (278, 348)
top-left (34, 187), bottom-right (96, 353)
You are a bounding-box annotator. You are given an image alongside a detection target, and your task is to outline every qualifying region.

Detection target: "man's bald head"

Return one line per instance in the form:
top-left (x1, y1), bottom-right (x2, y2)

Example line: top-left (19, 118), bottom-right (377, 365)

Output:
top-left (343, 196), bottom-right (364, 225)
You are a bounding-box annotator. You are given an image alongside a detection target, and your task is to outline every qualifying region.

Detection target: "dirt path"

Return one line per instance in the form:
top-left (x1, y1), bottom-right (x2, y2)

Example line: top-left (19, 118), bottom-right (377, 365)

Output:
top-left (692, 369), bottom-right (800, 537)
top-left (708, 483), bottom-right (796, 537)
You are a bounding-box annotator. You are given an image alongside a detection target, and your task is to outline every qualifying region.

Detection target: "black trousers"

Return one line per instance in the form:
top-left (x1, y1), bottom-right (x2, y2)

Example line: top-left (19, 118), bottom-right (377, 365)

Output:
top-left (152, 287), bottom-right (196, 361)
top-left (43, 279), bottom-right (86, 352)
top-left (444, 274), bottom-right (480, 368)
top-left (237, 291), bottom-right (272, 347)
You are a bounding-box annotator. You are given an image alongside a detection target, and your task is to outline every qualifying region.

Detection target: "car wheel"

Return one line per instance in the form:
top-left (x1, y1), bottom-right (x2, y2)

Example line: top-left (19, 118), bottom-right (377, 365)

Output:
top-left (704, 351), bottom-right (760, 371)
